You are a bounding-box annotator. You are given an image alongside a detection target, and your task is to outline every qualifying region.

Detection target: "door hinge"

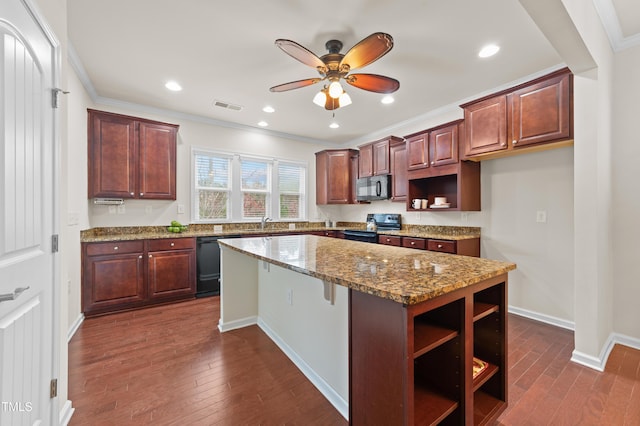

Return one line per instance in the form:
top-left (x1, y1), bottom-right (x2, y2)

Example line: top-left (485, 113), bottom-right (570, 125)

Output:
top-left (50, 378), bottom-right (57, 398)
top-left (52, 234), bottom-right (59, 253)
top-left (51, 88), bottom-right (69, 109)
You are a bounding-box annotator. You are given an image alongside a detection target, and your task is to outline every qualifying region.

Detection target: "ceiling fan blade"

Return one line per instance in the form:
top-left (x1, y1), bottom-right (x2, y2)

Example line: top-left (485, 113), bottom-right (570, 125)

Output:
top-left (269, 78), bottom-right (322, 92)
top-left (275, 39), bottom-right (327, 71)
top-left (340, 33), bottom-right (393, 71)
top-left (345, 73), bottom-right (399, 94)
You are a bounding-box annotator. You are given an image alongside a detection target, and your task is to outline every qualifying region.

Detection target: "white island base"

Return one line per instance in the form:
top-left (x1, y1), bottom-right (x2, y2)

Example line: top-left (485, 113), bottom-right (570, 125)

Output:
top-left (218, 245), bottom-right (349, 420)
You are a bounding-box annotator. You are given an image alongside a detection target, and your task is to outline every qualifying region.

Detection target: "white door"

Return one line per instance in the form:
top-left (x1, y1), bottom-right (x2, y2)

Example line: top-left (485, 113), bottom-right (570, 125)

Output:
top-left (0, 0), bottom-right (58, 424)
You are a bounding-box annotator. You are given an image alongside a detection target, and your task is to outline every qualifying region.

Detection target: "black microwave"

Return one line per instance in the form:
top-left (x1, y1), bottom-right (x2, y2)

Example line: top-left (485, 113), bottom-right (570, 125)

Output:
top-left (356, 175), bottom-right (391, 201)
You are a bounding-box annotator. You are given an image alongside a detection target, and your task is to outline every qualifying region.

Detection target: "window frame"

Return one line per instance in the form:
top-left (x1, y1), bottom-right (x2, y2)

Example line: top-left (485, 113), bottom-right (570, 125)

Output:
top-left (191, 147), bottom-right (307, 223)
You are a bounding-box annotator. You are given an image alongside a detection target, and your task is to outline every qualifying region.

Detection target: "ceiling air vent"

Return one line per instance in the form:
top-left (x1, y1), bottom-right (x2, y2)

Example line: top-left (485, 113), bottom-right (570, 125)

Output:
top-left (213, 100), bottom-right (243, 111)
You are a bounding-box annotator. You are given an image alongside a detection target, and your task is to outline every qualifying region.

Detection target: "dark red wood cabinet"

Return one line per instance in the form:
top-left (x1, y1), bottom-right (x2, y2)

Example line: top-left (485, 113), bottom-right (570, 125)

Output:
top-left (315, 149), bottom-right (358, 204)
top-left (88, 109), bottom-right (178, 199)
top-left (461, 68), bottom-right (572, 159)
top-left (389, 139), bottom-right (408, 202)
top-left (350, 276), bottom-right (508, 425)
top-left (82, 237), bottom-right (196, 317)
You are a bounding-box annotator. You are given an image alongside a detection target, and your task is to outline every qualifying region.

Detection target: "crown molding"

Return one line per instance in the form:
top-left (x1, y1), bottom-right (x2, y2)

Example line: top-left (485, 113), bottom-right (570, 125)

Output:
top-left (593, 0), bottom-right (640, 52)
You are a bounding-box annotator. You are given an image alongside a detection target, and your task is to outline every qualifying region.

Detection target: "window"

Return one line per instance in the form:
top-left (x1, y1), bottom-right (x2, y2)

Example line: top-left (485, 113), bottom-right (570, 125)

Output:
top-left (194, 153), bottom-right (231, 220)
top-left (240, 158), bottom-right (270, 219)
top-left (278, 162), bottom-right (305, 220)
top-left (192, 149), bottom-right (306, 222)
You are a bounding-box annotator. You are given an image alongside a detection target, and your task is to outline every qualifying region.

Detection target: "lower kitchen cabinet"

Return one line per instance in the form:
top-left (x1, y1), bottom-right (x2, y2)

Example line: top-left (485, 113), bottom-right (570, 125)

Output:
top-left (350, 276), bottom-right (508, 425)
top-left (379, 235), bottom-right (480, 257)
top-left (147, 238), bottom-right (196, 302)
top-left (82, 237), bottom-right (196, 316)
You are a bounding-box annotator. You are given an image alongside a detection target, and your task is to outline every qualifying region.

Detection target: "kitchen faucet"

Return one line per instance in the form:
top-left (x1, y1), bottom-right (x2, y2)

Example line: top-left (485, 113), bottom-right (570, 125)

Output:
top-left (261, 216), bottom-right (272, 230)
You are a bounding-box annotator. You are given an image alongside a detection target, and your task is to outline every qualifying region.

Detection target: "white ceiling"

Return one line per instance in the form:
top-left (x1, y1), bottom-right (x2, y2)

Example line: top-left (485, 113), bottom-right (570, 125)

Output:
top-left (67, 0), bottom-right (639, 146)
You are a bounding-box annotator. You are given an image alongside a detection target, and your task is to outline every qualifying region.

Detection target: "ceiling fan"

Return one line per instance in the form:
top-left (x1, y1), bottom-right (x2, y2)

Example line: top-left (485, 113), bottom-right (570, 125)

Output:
top-left (269, 32), bottom-right (400, 110)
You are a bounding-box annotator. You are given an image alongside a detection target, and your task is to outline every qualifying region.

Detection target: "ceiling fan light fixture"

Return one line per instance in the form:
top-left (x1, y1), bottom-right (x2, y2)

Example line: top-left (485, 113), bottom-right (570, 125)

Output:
top-left (313, 90), bottom-right (327, 107)
top-left (328, 81), bottom-right (343, 98)
top-left (339, 92), bottom-right (352, 107)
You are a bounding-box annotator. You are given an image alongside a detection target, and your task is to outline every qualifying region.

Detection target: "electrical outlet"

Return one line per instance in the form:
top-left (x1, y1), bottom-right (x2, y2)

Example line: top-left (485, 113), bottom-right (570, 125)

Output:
top-left (213, 225), bottom-right (223, 233)
top-left (117, 204), bottom-right (126, 214)
top-left (536, 210), bottom-right (547, 223)
top-left (177, 204), bottom-right (185, 214)
top-left (461, 212), bottom-right (469, 222)
top-left (286, 289), bottom-right (293, 305)
top-left (108, 206), bottom-right (116, 214)
top-left (289, 223), bottom-right (295, 230)
top-left (145, 205), bottom-right (153, 214)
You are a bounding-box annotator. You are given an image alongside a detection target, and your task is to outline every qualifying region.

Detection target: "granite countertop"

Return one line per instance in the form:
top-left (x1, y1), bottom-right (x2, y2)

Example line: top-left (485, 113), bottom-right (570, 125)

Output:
top-left (218, 234), bottom-right (515, 305)
top-left (80, 223), bottom-right (481, 243)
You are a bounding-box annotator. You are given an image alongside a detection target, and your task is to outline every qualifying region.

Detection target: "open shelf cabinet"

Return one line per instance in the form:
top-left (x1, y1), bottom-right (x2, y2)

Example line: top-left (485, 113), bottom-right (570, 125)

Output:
top-left (350, 275), bottom-right (508, 425)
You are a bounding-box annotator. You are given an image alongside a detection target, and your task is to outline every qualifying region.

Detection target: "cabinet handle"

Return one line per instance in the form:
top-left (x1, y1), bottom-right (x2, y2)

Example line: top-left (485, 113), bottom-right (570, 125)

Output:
top-left (437, 244), bottom-right (443, 248)
top-left (512, 140), bottom-right (518, 145)
top-left (430, 161), bottom-right (435, 165)
top-left (113, 246), bottom-right (118, 250)
top-left (130, 192), bottom-right (134, 196)
top-left (411, 241), bottom-right (415, 245)
top-left (500, 141), bottom-right (507, 147)
top-left (149, 254), bottom-right (152, 258)
top-left (138, 255), bottom-right (142, 259)
top-left (386, 238), bottom-right (390, 242)
top-left (140, 192), bottom-right (144, 196)
top-left (170, 242), bottom-right (175, 247)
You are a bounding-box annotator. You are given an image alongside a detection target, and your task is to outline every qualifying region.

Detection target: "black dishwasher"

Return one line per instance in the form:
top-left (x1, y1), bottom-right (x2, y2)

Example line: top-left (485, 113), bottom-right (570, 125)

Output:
top-left (196, 235), bottom-right (241, 297)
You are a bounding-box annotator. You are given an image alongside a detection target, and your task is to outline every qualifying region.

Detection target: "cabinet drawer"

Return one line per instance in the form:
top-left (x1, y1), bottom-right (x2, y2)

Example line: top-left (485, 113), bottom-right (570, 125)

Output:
top-left (378, 235), bottom-right (402, 246)
top-left (147, 237), bottom-right (196, 252)
top-left (85, 240), bottom-right (144, 256)
top-left (402, 237), bottom-right (426, 250)
top-left (427, 239), bottom-right (456, 254)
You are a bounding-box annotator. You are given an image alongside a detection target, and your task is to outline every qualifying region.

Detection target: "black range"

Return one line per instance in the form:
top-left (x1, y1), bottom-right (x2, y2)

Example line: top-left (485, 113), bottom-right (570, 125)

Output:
top-left (343, 213), bottom-right (401, 243)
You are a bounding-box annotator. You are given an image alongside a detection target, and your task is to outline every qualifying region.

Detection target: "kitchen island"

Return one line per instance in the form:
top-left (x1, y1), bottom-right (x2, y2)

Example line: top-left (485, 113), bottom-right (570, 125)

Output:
top-left (218, 234), bottom-right (516, 425)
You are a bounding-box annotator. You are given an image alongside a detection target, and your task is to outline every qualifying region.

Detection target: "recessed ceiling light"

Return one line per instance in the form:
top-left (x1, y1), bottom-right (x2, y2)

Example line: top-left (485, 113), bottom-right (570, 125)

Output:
top-left (478, 44), bottom-right (500, 58)
top-left (381, 96), bottom-right (395, 104)
top-left (258, 121), bottom-right (268, 127)
top-left (262, 106), bottom-right (275, 113)
top-left (329, 122), bottom-right (339, 129)
top-left (165, 81), bottom-right (182, 91)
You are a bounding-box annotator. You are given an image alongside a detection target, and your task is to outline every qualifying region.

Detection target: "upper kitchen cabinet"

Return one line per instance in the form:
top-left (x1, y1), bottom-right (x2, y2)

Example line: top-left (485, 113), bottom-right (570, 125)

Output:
top-left (406, 120), bottom-right (462, 171)
top-left (358, 136), bottom-right (402, 177)
top-left (316, 149), bottom-right (359, 204)
top-left (461, 68), bottom-right (573, 160)
top-left (389, 138), bottom-right (408, 202)
top-left (88, 109), bottom-right (178, 199)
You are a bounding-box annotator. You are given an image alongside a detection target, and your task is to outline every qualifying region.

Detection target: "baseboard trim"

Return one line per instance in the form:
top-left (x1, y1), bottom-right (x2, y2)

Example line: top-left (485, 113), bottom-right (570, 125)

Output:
top-left (217, 315), bottom-right (257, 332)
top-left (67, 313), bottom-right (84, 342)
top-left (508, 305), bottom-right (575, 330)
top-left (59, 399), bottom-right (74, 426)
top-left (257, 318), bottom-right (349, 421)
top-left (612, 332), bottom-right (640, 351)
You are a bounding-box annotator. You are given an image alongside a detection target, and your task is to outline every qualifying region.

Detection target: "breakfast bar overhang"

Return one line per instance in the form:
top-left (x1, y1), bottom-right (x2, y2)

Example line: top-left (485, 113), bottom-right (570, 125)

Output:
top-left (218, 234), bottom-right (516, 425)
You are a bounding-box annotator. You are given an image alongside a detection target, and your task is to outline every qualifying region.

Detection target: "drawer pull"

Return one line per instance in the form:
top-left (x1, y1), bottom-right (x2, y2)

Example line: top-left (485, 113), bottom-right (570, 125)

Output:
top-left (170, 242), bottom-right (175, 247)
top-left (130, 192), bottom-right (134, 196)
top-left (140, 192), bottom-right (144, 196)
top-left (411, 241), bottom-right (415, 245)
top-left (437, 244), bottom-right (443, 248)
top-left (386, 238), bottom-right (390, 242)
top-left (113, 246), bottom-right (118, 250)
top-left (430, 161), bottom-right (435, 165)
top-left (512, 140), bottom-right (518, 145)
top-left (149, 254), bottom-right (153, 258)
top-left (138, 255), bottom-right (143, 259)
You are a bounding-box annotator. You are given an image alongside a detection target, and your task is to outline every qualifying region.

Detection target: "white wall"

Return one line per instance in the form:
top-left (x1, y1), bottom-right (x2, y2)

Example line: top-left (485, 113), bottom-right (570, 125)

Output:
top-left (612, 44), bottom-right (640, 340)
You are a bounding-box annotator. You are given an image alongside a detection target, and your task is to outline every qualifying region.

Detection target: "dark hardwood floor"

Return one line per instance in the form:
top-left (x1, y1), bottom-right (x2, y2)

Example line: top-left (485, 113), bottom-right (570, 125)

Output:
top-left (68, 297), bottom-right (640, 425)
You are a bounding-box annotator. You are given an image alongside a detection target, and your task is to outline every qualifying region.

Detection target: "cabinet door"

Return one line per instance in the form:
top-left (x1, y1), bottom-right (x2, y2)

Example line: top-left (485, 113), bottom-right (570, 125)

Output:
top-left (358, 144), bottom-right (373, 178)
top-left (372, 139), bottom-right (390, 175)
top-left (316, 150), bottom-right (357, 204)
top-left (88, 110), bottom-right (137, 198)
top-left (147, 248), bottom-right (196, 300)
top-left (138, 121), bottom-right (177, 199)
top-left (510, 72), bottom-right (571, 148)
top-left (390, 141), bottom-right (407, 201)
top-left (463, 95), bottom-right (507, 157)
top-left (83, 250), bottom-right (145, 315)
top-left (407, 133), bottom-right (429, 170)
top-left (429, 124), bottom-right (459, 167)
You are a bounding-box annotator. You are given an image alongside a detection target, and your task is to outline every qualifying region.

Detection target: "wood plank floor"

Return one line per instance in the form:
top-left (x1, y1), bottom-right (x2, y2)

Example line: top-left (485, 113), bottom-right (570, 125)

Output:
top-left (68, 297), bottom-right (640, 425)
